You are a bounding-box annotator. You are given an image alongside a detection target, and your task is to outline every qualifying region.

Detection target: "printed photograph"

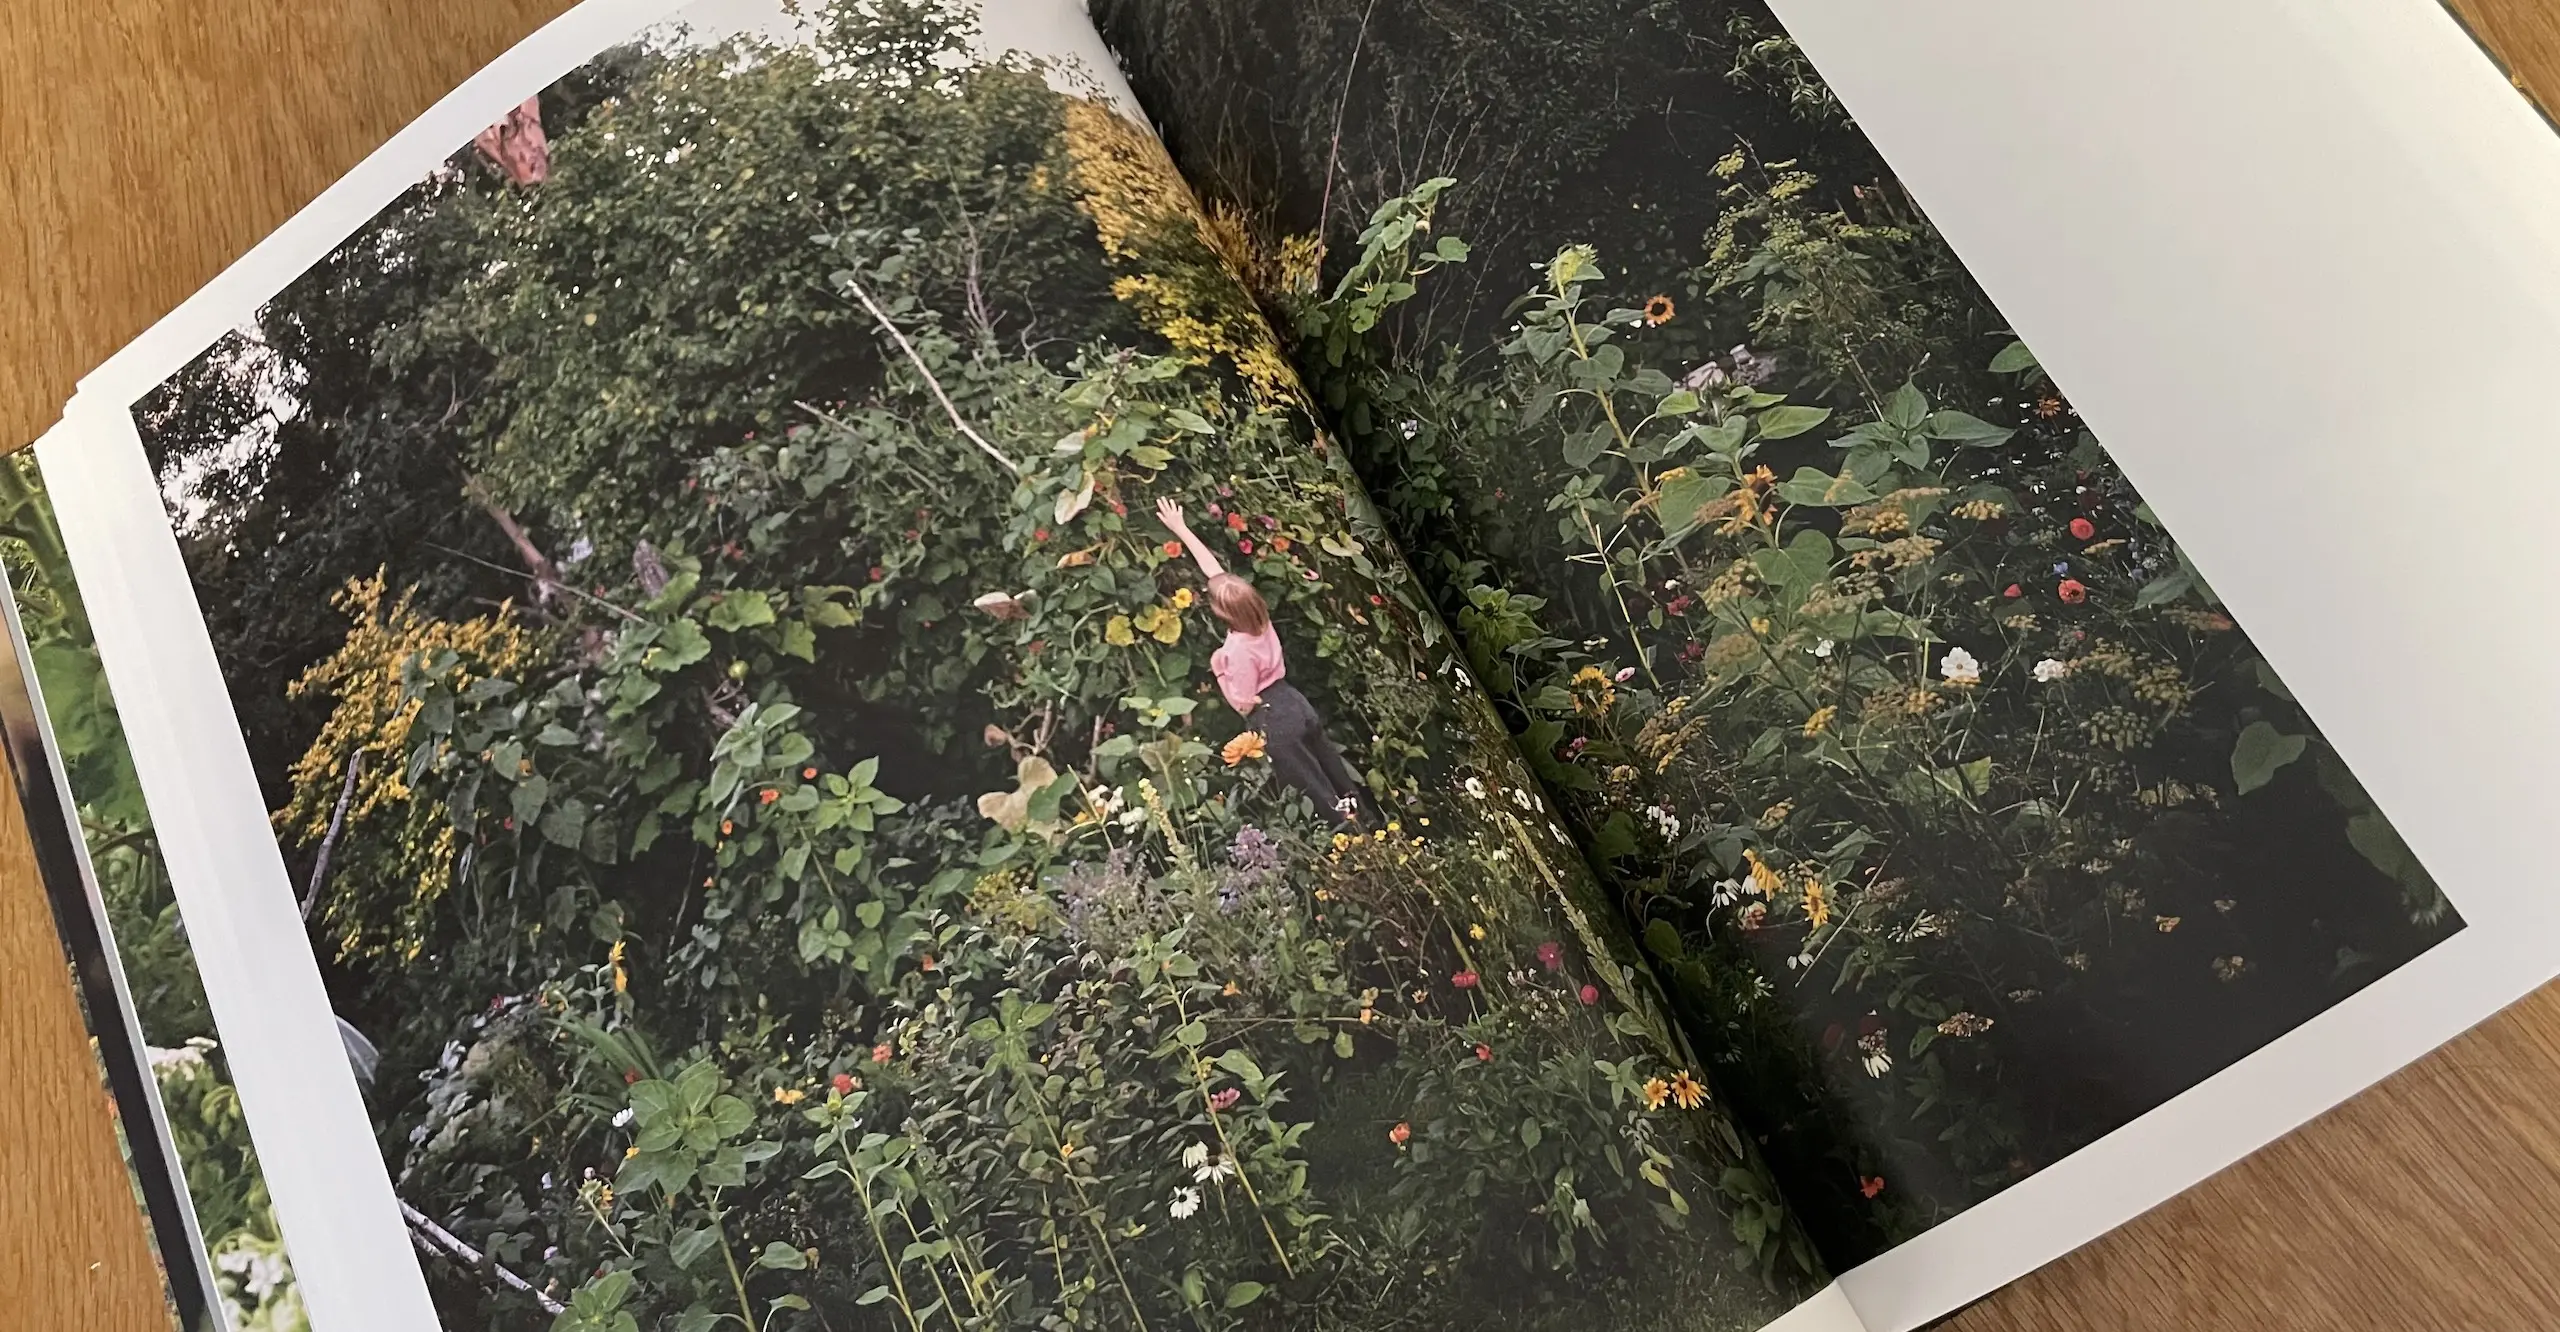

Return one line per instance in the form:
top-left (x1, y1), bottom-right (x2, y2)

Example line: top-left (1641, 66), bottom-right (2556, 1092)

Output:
top-left (66, 1), bottom-right (1834, 1328)
top-left (1089, 0), bottom-right (2464, 1260)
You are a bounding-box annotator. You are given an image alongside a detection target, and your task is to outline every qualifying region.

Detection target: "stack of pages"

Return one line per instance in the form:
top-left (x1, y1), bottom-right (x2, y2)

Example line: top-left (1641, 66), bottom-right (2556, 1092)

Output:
top-left (9, 2), bottom-right (2559, 1329)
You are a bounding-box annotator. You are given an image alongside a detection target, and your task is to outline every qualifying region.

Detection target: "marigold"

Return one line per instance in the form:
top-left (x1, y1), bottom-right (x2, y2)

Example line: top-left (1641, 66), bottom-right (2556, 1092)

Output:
top-left (1641, 1077), bottom-right (1672, 1110)
top-left (1221, 731), bottom-right (1268, 765)
top-left (1643, 293), bottom-right (1676, 326)
top-left (1668, 1071), bottom-right (1707, 1110)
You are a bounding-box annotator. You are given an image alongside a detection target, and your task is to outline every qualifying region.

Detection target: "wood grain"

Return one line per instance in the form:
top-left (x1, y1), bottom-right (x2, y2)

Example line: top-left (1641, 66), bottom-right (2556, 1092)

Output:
top-left (1, 3), bottom-right (2556, 1330)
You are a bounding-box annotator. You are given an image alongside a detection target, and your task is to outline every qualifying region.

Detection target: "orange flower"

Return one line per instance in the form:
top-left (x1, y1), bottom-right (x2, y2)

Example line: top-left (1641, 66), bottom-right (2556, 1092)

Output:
top-left (1643, 294), bottom-right (1676, 326)
top-left (1860, 1176), bottom-right (1887, 1199)
top-left (1388, 1121), bottom-right (1412, 1146)
top-left (1162, 540), bottom-right (1184, 557)
top-left (719, 819), bottom-right (733, 836)
top-left (759, 788), bottom-right (780, 805)
top-left (1641, 1077), bottom-right (1671, 1110)
top-left (801, 766), bottom-right (818, 779)
top-left (1668, 1070), bottom-right (1707, 1110)
top-left (1222, 732), bottom-right (1268, 765)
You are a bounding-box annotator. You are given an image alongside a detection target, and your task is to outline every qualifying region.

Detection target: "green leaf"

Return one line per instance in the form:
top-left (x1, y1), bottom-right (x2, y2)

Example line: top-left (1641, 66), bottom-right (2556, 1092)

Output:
top-left (1882, 382), bottom-right (1929, 429)
top-left (1643, 919), bottom-right (1685, 961)
top-left (1224, 1281), bottom-right (1268, 1309)
top-left (646, 618), bottom-right (711, 672)
top-left (1754, 404), bottom-right (1833, 440)
top-left (755, 1241), bottom-right (810, 1271)
top-left (1989, 340), bottom-right (2039, 373)
top-left (669, 1227), bottom-right (720, 1270)
top-left (1334, 1030), bottom-right (1356, 1058)
top-left (2230, 721), bottom-right (2308, 795)
top-left (1924, 410), bottom-right (2014, 448)
top-left (705, 590), bottom-right (777, 631)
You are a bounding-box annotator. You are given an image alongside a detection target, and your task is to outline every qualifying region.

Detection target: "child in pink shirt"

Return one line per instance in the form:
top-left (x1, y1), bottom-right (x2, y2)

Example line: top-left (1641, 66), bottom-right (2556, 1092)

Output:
top-left (1158, 498), bottom-right (1366, 824)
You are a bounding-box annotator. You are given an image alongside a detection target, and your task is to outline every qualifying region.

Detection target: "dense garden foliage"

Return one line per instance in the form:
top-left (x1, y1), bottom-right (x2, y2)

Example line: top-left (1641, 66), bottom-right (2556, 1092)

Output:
top-left (1099, 0), bottom-right (2462, 1260)
top-left (98, 6), bottom-right (1822, 1329)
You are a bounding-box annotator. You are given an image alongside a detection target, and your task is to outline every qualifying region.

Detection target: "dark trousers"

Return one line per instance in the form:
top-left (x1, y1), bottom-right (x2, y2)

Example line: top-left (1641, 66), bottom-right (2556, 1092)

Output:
top-left (1256, 682), bottom-right (1364, 822)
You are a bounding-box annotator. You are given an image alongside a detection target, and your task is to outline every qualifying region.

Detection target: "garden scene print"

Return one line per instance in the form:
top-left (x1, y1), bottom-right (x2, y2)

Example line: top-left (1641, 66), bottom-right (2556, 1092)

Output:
top-left (92, 3), bottom-right (1827, 1330)
top-left (1088, 0), bottom-right (2463, 1262)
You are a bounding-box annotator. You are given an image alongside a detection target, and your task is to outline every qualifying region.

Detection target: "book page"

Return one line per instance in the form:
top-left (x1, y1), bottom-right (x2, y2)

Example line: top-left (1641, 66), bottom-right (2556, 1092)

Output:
top-left (26, 1), bottom-right (1859, 1329)
top-left (1090, 0), bottom-right (2468, 1289)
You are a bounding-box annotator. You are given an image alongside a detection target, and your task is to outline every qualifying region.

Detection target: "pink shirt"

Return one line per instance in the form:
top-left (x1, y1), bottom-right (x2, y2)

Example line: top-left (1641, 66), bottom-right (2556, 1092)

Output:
top-left (1211, 626), bottom-right (1286, 713)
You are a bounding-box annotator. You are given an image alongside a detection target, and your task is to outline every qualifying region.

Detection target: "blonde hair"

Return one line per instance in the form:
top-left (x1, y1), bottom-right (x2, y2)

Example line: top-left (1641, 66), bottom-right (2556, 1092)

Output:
top-left (1205, 574), bottom-right (1270, 634)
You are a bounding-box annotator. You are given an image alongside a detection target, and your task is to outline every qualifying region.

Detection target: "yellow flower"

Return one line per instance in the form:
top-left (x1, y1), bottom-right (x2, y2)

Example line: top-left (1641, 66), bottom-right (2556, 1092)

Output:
top-left (1803, 880), bottom-right (1831, 930)
top-left (1802, 705), bottom-right (1837, 737)
top-left (1468, 924), bottom-right (1487, 941)
top-left (1643, 294), bottom-right (1676, 326)
top-left (1222, 980), bottom-right (1241, 996)
top-left (1641, 1077), bottom-right (1672, 1111)
top-left (1171, 586), bottom-right (1195, 610)
top-left (1743, 848), bottom-right (1784, 898)
top-left (1221, 731), bottom-right (1268, 765)
top-left (1573, 666), bottom-right (1609, 687)
top-left (1105, 614), bottom-right (1136, 647)
top-left (774, 1087), bottom-right (805, 1105)
top-left (624, 1145), bottom-right (640, 1160)
top-left (609, 939), bottom-right (628, 995)
top-left (596, 1185), bottom-right (614, 1210)
top-left (1668, 1071), bottom-right (1707, 1110)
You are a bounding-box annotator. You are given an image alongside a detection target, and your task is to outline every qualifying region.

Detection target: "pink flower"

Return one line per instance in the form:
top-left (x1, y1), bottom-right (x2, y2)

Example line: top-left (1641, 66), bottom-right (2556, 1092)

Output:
top-left (1474, 1044), bottom-right (1494, 1062)
top-left (1536, 941), bottom-right (1564, 972)
top-left (1208, 1088), bottom-right (1241, 1112)
top-left (1450, 970), bottom-right (1480, 990)
top-left (1578, 984), bottom-right (1601, 1006)
top-left (831, 1073), bottom-right (855, 1095)
top-left (1237, 540), bottom-right (1254, 555)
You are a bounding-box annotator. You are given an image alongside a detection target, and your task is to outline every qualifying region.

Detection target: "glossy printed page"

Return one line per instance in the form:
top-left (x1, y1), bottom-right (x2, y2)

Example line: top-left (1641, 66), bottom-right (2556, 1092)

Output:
top-left (55, 1), bottom-right (1843, 1329)
top-left (1087, 0), bottom-right (2465, 1267)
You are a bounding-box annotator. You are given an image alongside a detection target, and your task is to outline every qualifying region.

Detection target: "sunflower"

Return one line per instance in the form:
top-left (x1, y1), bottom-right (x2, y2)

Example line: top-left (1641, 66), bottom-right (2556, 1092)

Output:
top-left (1668, 1070), bottom-right (1707, 1110)
top-left (1643, 293), bottom-right (1676, 326)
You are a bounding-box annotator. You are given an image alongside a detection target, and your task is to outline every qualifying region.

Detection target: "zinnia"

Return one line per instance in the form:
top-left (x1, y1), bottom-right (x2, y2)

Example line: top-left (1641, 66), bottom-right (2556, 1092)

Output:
top-left (831, 1072), bottom-right (856, 1095)
top-left (2057, 578), bottom-right (2089, 604)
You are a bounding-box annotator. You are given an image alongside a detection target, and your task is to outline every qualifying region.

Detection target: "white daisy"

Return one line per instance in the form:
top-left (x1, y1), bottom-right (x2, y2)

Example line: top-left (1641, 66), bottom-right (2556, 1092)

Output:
top-left (2032, 658), bottom-right (2069, 683)
top-left (1194, 1155), bottom-right (1237, 1184)
top-left (1181, 1142), bottom-right (1210, 1170)
top-left (1812, 639), bottom-right (1835, 659)
top-left (1464, 776), bottom-right (1487, 800)
top-left (1169, 1186), bottom-right (1202, 1220)
top-left (1939, 646), bottom-right (1982, 684)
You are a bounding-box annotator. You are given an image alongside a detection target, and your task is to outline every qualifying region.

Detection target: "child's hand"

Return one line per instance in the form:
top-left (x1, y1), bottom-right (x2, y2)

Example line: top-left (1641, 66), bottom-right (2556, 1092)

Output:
top-left (1155, 496), bottom-right (1187, 532)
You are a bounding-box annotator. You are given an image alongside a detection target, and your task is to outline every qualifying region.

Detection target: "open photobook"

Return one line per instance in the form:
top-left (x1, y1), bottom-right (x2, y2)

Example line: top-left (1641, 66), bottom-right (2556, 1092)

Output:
top-left (12, 0), bottom-right (2560, 1328)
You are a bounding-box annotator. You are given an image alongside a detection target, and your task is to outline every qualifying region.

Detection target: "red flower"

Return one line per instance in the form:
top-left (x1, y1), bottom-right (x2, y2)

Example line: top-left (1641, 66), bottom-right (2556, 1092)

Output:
top-left (623, 1068), bottom-right (642, 1085)
top-left (1450, 970), bottom-right (1480, 990)
top-left (1032, 527), bottom-right (1050, 543)
top-left (868, 566), bottom-right (885, 582)
top-left (1208, 1088), bottom-right (1241, 1112)
top-left (2003, 584), bottom-right (2023, 599)
top-left (1535, 941), bottom-right (1564, 972)
top-left (759, 788), bottom-right (779, 805)
top-left (1578, 984), bottom-right (1601, 1006)
top-left (1162, 540), bottom-right (1184, 557)
top-left (2069, 517), bottom-right (2096, 541)
top-left (2057, 578), bottom-right (2089, 604)
top-left (871, 1042), bottom-right (894, 1063)
top-left (1474, 1044), bottom-right (1494, 1063)
top-left (1225, 512), bottom-right (1248, 532)
top-left (1388, 1121), bottom-right (1412, 1146)
top-left (1861, 1176), bottom-right (1887, 1199)
top-left (832, 1072), bottom-right (856, 1095)
top-left (1236, 540), bottom-right (1254, 555)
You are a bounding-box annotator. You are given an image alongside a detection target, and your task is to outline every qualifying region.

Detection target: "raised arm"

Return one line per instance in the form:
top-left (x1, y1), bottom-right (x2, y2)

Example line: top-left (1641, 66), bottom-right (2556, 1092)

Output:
top-left (1155, 497), bottom-right (1226, 581)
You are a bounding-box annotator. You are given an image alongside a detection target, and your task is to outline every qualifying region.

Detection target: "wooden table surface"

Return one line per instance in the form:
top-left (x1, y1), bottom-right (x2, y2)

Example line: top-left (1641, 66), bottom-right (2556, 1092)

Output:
top-left (3, 2), bottom-right (2556, 1328)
